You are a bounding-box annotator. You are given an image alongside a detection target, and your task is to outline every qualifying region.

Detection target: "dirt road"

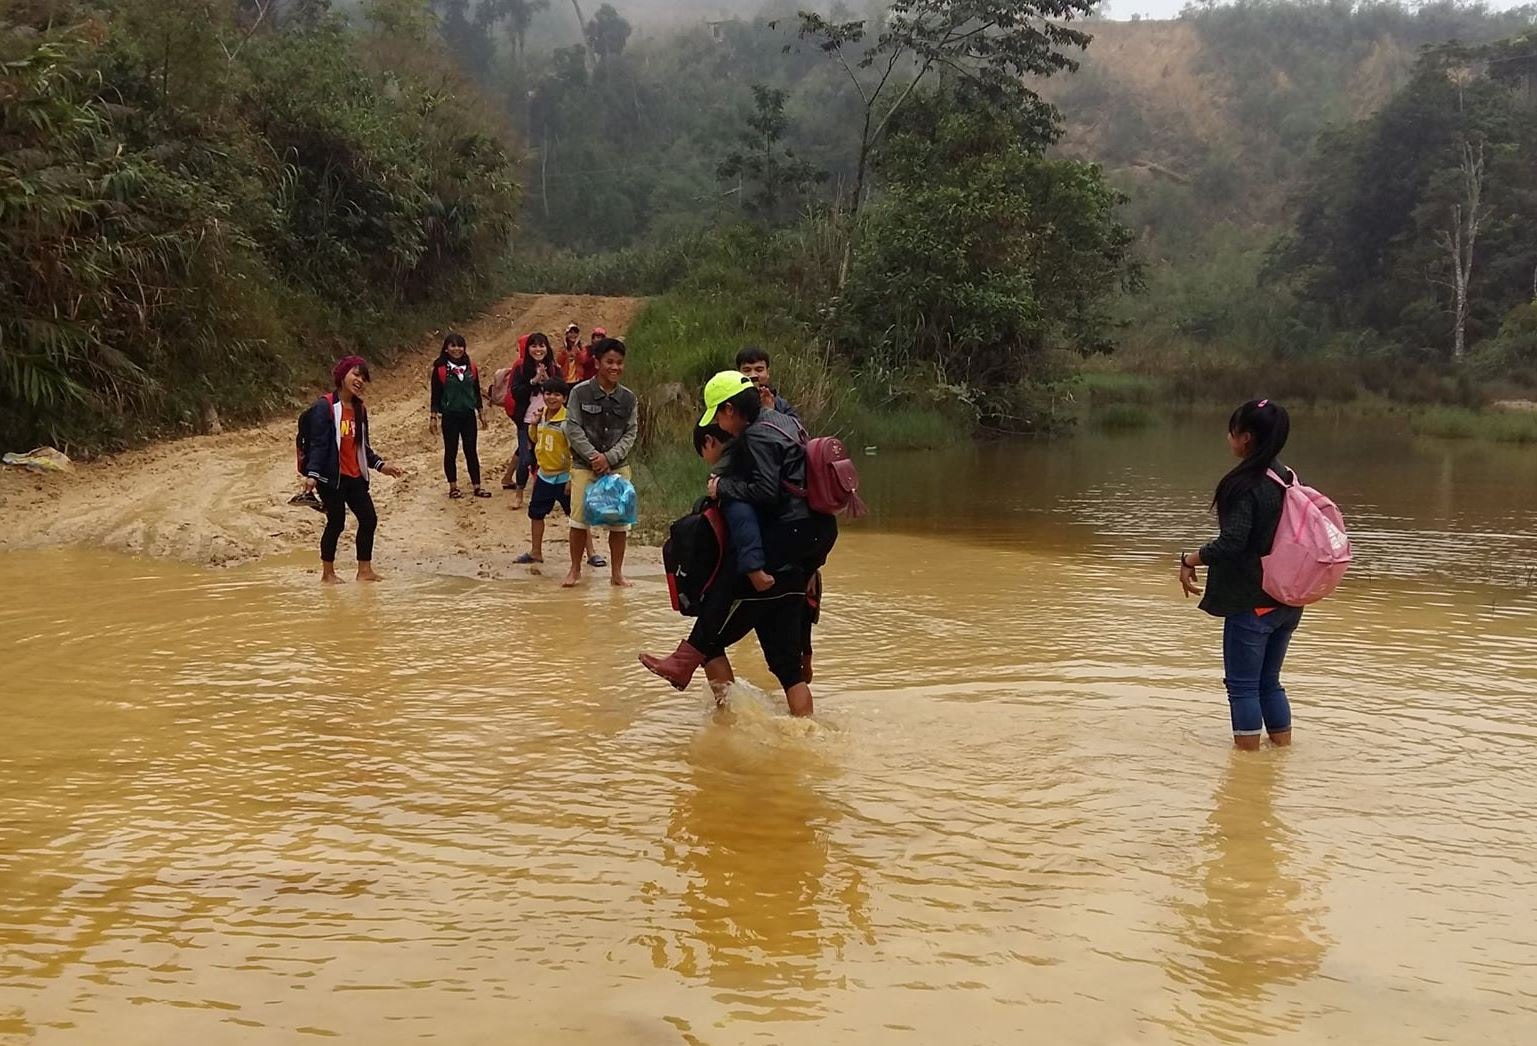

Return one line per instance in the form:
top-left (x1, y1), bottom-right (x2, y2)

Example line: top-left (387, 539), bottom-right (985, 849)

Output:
top-left (0, 294), bottom-right (651, 580)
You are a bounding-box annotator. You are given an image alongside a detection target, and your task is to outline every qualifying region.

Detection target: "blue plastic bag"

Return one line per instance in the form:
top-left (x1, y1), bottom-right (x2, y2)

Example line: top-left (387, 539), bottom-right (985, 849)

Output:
top-left (583, 472), bottom-right (638, 527)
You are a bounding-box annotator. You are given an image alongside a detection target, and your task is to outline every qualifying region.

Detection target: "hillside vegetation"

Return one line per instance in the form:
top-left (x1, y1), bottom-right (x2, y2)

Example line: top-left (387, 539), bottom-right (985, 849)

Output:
top-left (1, 0), bottom-right (520, 451)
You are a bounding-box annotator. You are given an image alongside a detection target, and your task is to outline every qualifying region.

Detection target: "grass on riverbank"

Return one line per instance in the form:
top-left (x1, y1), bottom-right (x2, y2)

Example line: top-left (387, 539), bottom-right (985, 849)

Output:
top-left (1080, 340), bottom-right (1487, 409)
top-left (1075, 352), bottom-right (1537, 445)
top-left (1408, 405), bottom-right (1537, 444)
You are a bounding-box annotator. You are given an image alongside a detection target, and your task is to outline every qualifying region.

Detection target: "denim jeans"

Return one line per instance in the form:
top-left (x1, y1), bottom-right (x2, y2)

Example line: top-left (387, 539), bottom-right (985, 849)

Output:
top-left (721, 499), bottom-right (765, 573)
top-left (1222, 606), bottom-right (1304, 736)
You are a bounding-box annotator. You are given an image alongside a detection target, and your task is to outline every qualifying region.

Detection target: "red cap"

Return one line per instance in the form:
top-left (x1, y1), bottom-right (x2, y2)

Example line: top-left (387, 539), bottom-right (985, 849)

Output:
top-left (591, 326), bottom-right (608, 338)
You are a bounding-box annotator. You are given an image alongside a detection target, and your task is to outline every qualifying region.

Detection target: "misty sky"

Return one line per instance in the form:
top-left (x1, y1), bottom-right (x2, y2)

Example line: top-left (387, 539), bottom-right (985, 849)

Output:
top-left (1109, 0), bottom-right (1533, 18)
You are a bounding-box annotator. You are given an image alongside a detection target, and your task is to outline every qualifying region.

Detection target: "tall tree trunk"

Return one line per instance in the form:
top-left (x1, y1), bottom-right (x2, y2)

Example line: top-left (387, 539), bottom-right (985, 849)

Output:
top-left (1439, 140), bottom-right (1487, 361)
top-left (568, 0), bottom-right (590, 68)
top-left (541, 131), bottom-right (550, 219)
top-left (837, 108), bottom-right (874, 291)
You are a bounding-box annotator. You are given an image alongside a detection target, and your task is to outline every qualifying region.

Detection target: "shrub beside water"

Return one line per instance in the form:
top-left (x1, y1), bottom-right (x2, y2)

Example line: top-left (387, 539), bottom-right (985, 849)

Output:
top-left (1092, 403), bottom-right (1157, 431)
top-left (1410, 406), bottom-right (1537, 444)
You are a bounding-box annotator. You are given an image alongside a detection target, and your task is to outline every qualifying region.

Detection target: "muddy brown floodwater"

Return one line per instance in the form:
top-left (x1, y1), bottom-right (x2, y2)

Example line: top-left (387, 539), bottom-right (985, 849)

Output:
top-left (2, 414), bottom-right (1535, 1044)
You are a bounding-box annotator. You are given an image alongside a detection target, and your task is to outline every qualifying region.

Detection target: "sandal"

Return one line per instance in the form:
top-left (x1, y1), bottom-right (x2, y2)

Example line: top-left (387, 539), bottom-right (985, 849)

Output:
top-left (513, 552), bottom-right (542, 564)
top-left (588, 554), bottom-right (607, 568)
top-left (473, 488), bottom-right (492, 499)
top-left (449, 487), bottom-right (464, 499)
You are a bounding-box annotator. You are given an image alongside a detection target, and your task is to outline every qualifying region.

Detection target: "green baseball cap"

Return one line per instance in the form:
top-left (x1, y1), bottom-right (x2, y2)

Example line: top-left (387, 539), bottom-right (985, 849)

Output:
top-left (698, 370), bottom-right (754, 427)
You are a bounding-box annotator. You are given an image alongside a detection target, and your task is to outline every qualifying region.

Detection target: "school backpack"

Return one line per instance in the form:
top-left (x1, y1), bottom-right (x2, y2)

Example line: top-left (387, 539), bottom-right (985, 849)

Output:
top-left (761, 417), bottom-right (868, 518)
top-left (436, 360), bottom-right (479, 387)
top-left (294, 393), bottom-right (336, 473)
top-left (489, 366), bottom-right (515, 412)
top-left (1261, 469), bottom-right (1352, 606)
top-left (663, 499), bottom-right (728, 616)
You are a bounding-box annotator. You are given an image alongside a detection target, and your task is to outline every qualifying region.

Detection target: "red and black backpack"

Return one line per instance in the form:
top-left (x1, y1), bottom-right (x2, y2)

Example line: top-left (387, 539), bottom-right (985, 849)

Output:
top-left (663, 498), bottom-right (728, 616)
top-left (436, 360), bottom-right (479, 386)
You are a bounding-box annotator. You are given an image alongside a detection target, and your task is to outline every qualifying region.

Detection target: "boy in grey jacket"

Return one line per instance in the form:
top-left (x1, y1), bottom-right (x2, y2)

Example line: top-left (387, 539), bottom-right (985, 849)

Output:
top-left (562, 337), bottom-right (639, 587)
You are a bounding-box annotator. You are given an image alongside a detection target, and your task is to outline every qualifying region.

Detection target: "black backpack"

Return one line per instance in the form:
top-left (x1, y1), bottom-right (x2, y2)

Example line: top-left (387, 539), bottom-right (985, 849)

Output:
top-left (663, 498), bottom-right (727, 616)
top-left (294, 392), bottom-right (336, 475)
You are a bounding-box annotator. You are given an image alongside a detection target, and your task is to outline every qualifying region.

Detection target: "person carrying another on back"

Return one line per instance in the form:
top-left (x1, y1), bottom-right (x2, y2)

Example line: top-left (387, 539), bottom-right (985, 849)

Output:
top-left (640, 372), bottom-right (827, 717)
top-left (429, 332), bottom-right (489, 500)
top-left (1177, 399), bottom-right (1306, 751)
top-left (563, 337), bottom-right (638, 588)
top-left (515, 377), bottom-right (572, 569)
top-left (696, 420), bottom-right (776, 596)
top-left (298, 356), bottom-right (405, 584)
top-left (506, 332), bottom-right (556, 509)
top-left (736, 345), bottom-right (799, 419)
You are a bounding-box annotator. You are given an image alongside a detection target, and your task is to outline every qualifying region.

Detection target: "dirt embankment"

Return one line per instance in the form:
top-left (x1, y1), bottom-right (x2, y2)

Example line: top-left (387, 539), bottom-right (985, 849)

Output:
top-left (0, 294), bottom-right (651, 579)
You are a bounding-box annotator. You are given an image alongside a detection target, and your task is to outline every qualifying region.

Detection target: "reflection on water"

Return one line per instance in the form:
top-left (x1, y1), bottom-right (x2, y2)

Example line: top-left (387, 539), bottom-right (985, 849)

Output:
top-left (2, 415), bottom-right (1536, 1043)
top-left (652, 698), bottom-right (872, 1024)
top-left (1163, 752), bottom-right (1328, 1044)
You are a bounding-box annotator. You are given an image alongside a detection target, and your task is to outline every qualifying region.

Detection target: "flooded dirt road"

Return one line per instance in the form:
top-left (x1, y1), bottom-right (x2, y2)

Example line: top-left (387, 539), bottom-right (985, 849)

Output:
top-left (2, 416), bottom-right (1536, 1044)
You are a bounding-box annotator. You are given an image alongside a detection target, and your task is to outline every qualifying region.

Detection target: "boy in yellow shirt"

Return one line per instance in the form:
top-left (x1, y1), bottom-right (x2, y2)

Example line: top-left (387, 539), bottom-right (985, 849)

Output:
top-left (515, 378), bottom-right (572, 566)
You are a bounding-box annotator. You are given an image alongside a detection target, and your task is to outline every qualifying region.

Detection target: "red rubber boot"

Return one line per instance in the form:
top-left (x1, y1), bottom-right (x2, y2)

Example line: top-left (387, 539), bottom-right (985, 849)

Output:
top-left (638, 642), bottom-right (707, 691)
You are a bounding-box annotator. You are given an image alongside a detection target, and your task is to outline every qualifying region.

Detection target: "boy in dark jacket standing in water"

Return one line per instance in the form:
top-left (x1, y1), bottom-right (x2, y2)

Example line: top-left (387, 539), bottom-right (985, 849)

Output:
top-left (298, 356), bottom-right (405, 584)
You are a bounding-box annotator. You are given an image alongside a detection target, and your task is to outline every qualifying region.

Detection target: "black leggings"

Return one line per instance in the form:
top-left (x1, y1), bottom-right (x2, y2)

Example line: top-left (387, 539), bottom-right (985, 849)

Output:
top-left (441, 411), bottom-right (481, 487)
top-left (688, 572), bottom-right (809, 690)
top-left (319, 474), bottom-right (378, 563)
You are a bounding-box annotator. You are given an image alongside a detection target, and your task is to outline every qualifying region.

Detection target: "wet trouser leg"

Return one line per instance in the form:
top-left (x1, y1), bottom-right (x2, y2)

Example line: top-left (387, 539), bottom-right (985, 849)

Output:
top-left (1223, 607), bottom-right (1303, 736)
top-left (319, 474), bottom-right (377, 562)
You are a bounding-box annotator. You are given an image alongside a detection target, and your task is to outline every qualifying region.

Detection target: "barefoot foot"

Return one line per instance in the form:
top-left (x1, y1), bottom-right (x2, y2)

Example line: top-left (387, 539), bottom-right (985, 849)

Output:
top-left (561, 570), bottom-right (582, 588)
top-left (611, 575), bottom-right (633, 588)
top-left (356, 565), bottom-right (381, 582)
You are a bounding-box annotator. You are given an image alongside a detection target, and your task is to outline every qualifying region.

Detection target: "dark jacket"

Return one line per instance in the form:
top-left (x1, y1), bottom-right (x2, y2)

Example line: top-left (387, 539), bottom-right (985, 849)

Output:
top-left (716, 407), bottom-right (812, 535)
top-left (430, 356), bottom-right (482, 415)
top-left (511, 354), bottom-right (555, 422)
top-left (1198, 465), bottom-right (1291, 617)
top-left (565, 379), bottom-right (638, 470)
top-left (300, 394), bottom-right (386, 487)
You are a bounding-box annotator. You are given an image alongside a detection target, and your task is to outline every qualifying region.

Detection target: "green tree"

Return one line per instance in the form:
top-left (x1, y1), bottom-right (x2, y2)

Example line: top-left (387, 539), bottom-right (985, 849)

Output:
top-left (838, 89), bottom-right (1135, 420)
top-left (716, 85), bottom-right (826, 225)
top-left (586, 3), bottom-right (629, 60)
top-left (1273, 36), bottom-right (1537, 360)
top-left (796, 0), bottom-right (1096, 219)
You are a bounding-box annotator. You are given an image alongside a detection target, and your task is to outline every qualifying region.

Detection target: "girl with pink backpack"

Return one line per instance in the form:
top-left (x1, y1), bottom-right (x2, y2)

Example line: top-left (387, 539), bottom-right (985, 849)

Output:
top-left (1177, 399), bottom-right (1351, 751)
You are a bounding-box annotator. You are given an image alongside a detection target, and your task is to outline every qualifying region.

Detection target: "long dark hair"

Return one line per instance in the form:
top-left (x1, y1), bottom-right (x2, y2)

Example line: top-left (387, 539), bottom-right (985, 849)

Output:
top-left (520, 332), bottom-right (552, 378)
top-left (438, 331), bottom-right (468, 364)
top-left (1213, 399), bottom-right (1289, 511)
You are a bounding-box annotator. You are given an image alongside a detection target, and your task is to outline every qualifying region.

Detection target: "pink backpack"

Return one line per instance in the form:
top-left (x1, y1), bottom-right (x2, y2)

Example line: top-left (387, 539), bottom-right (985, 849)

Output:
top-left (762, 418), bottom-right (868, 518)
top-left (1261, 469), bottom-right (1351, 606)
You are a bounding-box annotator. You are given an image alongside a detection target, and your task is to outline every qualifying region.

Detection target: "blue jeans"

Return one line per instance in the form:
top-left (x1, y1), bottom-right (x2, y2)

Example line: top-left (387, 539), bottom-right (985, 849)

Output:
top-left (722, 498), bottom-right (765, 573)
top-left (513, 422), bottom-right (534, 490)
top-left (1222, 606), bottom-right (1303, 736)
